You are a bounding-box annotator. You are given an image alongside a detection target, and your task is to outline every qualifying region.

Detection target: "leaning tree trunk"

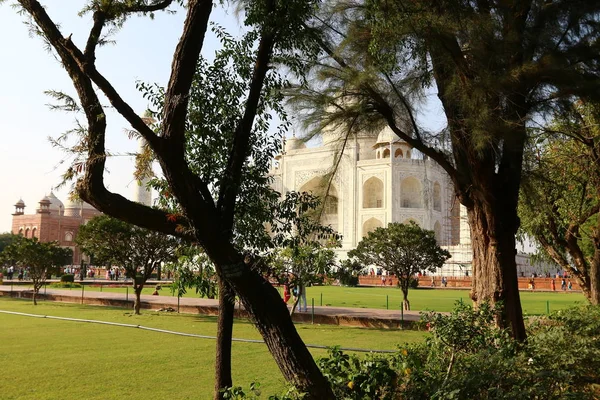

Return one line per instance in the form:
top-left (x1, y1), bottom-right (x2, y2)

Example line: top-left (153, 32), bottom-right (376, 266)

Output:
top-left (468, 200), bottom-right (526, 342)
top-left (207, 250), bottom-right (334, 399)
top-left (214, 279), bottom-right (235, 399)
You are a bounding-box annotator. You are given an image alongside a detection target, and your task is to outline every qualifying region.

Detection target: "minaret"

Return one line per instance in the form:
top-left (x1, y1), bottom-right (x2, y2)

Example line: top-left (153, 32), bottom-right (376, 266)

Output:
top-left (134, 114), bottom-right (155, 207)
top-left (134, 137), bottom-right (153, 207)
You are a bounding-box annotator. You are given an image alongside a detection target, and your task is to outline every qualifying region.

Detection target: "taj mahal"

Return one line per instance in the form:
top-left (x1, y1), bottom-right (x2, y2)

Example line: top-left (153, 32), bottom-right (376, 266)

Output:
top-left (270, 127), bottom-right (534, 276)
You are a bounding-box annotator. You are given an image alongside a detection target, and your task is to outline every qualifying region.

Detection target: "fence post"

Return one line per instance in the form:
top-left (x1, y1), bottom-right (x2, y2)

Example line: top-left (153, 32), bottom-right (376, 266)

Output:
top-left (178, 295), bottom-right (180, 313)
top-left (100, 284), bottom-right (103, 292)
top-left (81, 284), bottom-right (85, 304)
top-left (546, 300), bottom-right (550, 315)
top-left (311, 298), bottom-right (314, 324)
top-left (44, 283), bottom-right (46, 296)
top-left (320, 293), bottom-right (323, 307)
top-left (386, 295), bottom-right (389, 310)
top-left (126, 286), bottom-right (129, 303)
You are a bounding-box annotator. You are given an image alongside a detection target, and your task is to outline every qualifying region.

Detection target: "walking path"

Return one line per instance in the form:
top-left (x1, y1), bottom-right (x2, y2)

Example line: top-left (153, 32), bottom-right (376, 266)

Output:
top-left (0, 285), bottom-right (421, 329)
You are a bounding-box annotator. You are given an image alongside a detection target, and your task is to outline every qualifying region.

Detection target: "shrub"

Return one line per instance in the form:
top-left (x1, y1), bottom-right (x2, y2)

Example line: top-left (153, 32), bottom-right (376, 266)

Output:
top-left (60, 274), bottom-right (74, 283)
top-left (213, 304), bottom-right (600, 399)
top-left (337, 259), bottom-right (365, 287)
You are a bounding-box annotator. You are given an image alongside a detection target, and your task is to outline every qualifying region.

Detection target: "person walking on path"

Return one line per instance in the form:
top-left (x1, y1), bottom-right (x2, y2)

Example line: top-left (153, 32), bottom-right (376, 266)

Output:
top-left (561, 278), bottom-right (567, 291)
top-left (296, 283), bottom-right (307, 312)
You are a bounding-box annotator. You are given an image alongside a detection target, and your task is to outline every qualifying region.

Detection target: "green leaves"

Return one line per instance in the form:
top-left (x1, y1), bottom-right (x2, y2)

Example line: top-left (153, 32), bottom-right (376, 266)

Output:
top-left (76, 215), bottom-right (178, 282)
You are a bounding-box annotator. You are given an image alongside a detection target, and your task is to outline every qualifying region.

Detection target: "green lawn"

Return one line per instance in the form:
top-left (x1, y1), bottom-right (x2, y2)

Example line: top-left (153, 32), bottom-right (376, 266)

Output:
top-left (0, 297), bottom-right (425, 399)
top-left (18, 282), bottom-right (586, 315)
top-left (303, 286), bottom-right (587, 315)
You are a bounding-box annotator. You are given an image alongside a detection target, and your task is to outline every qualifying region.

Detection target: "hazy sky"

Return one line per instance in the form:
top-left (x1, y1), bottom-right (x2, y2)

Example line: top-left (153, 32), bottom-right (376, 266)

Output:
top-left (0, 2), bottom-right (238, 232)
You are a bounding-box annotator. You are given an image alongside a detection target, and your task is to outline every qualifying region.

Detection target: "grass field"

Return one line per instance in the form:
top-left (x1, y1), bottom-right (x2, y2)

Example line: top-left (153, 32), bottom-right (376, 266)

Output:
top-left (20, 282), bottom-right (587, 315)
top-left (0, 297), bottom-right (425, 399)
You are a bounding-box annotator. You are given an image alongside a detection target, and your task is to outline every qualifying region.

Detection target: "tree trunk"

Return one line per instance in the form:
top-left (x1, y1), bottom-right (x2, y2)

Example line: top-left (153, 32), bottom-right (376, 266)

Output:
top-left (468, 201), bottom-right (526, 341)
top-left (401, 288), bottom-right (410, 310)
top-left (591, 212), bottom-right (600, 305)
top-left (215, 257), bottom-right (334, 399)
top-left (134, 285), bottom-right (143, 315)
top-left (214, 279), bottom-right (235, 399)
top-left (32, 290), bottom-right (38, 306)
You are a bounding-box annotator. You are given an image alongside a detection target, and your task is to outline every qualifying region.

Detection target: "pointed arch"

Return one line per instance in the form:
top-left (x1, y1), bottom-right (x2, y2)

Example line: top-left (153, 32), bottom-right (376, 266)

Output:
top-left (362, 218), bottom-right (383, 237)
top-left (363, 177), bottom-right (384, 209)
top-left (24, 228), bottom-right (30, 238)
top-left (31, 227), bottom-right (37, 239)
top-left (401, 177), bottom-right (423, 208)
top-left (382, 148), bottom-right (390, 158)
top-left (433, 181), bottom-right (442, 211)
top-left (299, 176), bottom-right (339, 230)
top-left (394, 148), bottom-right (403, 158)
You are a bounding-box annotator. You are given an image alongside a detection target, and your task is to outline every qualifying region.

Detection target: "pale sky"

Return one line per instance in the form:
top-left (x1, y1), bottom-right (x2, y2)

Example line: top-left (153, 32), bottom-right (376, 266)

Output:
top-left (0, 2), bottom-right (238, 232)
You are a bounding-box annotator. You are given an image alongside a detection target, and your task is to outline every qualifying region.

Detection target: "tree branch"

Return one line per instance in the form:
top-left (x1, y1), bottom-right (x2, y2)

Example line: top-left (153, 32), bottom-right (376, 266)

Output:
top-left (162, 0), bottom-right (213, 153)
top-left (17, 0), bottom-right (195, 242)
top-left (218, 23), bottom-right (277, 236)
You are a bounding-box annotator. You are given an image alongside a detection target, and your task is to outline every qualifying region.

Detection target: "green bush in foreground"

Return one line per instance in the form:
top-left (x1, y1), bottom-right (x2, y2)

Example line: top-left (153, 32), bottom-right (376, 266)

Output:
top-left (225, 303), bottom-right (600, 399)
top-left (60, 274), bottom-right (74, 283)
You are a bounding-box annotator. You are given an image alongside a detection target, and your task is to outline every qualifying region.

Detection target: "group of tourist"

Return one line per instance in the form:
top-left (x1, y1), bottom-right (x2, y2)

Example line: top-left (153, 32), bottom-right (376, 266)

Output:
top-left (4, 266), bottom-right (25, 280)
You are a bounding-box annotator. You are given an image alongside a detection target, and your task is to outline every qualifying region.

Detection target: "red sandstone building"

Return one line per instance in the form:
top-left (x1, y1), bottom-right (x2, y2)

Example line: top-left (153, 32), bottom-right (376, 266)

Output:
top-left (11, 192), bottom-right (102, 265)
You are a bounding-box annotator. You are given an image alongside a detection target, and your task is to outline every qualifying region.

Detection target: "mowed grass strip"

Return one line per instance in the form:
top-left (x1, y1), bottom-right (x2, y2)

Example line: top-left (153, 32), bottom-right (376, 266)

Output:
top-left (0, 298), bottom-right (425, 400)
top-left (7, 283), bottom-right (586, 314)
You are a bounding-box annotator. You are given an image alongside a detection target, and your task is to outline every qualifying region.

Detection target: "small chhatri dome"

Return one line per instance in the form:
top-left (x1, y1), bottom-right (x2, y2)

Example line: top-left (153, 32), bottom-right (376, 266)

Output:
top-left (375, 127), bottom-right (402, 146)
top-left (15, 198), bottom-right (25, 207)
top-left (285, 134), bottom-right (306, 152)
top-left (39, 196), bottom-right (51, 205)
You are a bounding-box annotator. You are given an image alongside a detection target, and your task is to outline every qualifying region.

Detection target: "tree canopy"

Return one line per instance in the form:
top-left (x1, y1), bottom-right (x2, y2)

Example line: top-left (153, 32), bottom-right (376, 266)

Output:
top-left (11, 0), bottom-right (335, 397)
top-left (349, 222), bottom-right (450, 310)
top-left (77, 215), bottom-right (178, 314)
top-left (0, 236), bottom-right (72, 304)
top-left (520, 101), bottom-right (600, 304)
top-left (290, 0), bottom-right (600, 340)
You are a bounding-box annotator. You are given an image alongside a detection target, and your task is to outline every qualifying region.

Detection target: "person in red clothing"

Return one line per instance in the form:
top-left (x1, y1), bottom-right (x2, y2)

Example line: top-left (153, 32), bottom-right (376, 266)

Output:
top-left (550, 279), bottom-right (556, 291)
top-left (283, 283), bottom-right (291, 304)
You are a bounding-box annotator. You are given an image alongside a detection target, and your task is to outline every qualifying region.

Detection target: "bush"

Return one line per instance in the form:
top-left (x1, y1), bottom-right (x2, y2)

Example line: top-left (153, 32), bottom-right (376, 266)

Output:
top-left (212, 304), bottom-right (600, 399)
top-left (60, 274), bottom-right (74, 283)
top-left (409, 278), bottom-right (419, 289)
top-left (337, 259), bottom-right (365, 287)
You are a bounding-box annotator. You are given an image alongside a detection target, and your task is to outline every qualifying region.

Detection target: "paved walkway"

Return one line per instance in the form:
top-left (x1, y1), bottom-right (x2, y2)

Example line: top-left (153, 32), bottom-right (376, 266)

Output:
top-left (0, 285), bottom-right (421, 329)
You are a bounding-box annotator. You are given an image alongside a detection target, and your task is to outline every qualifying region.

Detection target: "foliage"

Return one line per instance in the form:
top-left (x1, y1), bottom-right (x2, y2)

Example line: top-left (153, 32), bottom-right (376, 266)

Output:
top-left (0, 236), bottom-right (72, 304)
top-left (0, 233), bottom-right (19, 258)
top-left (291, 0), bottom-right (600, 339)
top-left (60, 274), bottom-right (75, 283)
top-left (76, 215), bottom-right (178, 279)
top-left (520, 101), bottom-right (600, 303)
top-left (317, 347), bottom-right (398, 400)
top-left (349, 222), bottom-right (450, 309)
top-left (166, 245), bottom-right (218, 299)
top-left (76, 215), bottom-right (178, 313)
top-left (336, 259), bottom-right (364, 287)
